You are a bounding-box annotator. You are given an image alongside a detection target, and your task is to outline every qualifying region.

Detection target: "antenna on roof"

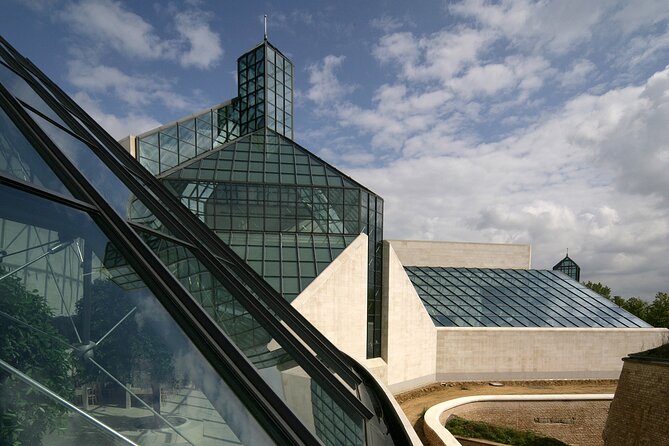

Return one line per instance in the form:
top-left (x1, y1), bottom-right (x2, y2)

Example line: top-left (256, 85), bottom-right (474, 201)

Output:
top-left (264, 14), bottom-right (268, 40)
top-left (566, 248), bottom-right (569, 257)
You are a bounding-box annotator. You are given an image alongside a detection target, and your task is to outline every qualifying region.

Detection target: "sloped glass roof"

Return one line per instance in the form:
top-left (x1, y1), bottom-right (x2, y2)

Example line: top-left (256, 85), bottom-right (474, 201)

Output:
top-left (0, 36), bottom-right (411, 445)
top-left (159, 129), bottom-right (364, 301)
top-left (405, 267), bottom-right (650, 328)
top-left (157, 127), bottom-right (385, 357)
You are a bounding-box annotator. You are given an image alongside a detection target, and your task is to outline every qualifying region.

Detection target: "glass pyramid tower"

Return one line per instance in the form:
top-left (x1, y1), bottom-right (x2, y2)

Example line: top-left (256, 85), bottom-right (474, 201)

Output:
top-left (0, 36), bottom-right (412, 445)
top-left (552, 253), bottom-right (581, 281)
top-left (132, 39), bottom-right (385, 358)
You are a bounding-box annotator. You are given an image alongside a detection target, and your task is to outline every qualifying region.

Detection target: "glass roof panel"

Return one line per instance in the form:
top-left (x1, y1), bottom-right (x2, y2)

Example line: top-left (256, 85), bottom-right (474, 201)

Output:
top-left (405, 266), bottom-right (651, 328)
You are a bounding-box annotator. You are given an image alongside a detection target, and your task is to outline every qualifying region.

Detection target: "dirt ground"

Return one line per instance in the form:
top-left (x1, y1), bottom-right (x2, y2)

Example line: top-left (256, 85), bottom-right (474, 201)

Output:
top-left (396, 379), bottom-right (618, 445)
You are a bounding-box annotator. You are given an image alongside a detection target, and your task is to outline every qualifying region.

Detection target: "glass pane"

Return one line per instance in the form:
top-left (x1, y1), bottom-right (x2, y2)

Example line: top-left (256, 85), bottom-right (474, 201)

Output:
top-left (0, 105), bottom-right (73, 197)
top-left (0, 370), bottom-right (132, 445)
top-left (134, 229), bottom-right (365, 445)
top-left (406, 267), bottom-right (651, 329)
top-left (25, 111), bottom-right (173, 234)
top-left (0, 184), bottom-right (274, 445)
top-left (0, 61), bottom-right (66, 127)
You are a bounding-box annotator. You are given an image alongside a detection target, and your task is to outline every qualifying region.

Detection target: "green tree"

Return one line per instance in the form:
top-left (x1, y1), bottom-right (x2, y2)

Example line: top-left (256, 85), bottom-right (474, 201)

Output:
top-left (646, 292), bottom-right (669, 328)
top-left (584, 281), bottom-right (611, 299)
top-left (0, 267), bottom-right (72, 445)
top-left (620, 297), bottom-right (649, 321)
top-left (583, 280), bottom-right (653, 324)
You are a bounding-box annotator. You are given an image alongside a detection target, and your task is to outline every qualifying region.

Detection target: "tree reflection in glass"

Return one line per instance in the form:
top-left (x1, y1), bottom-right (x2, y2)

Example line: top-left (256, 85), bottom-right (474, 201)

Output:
top-left (0, 185), bottom-right (273, 445)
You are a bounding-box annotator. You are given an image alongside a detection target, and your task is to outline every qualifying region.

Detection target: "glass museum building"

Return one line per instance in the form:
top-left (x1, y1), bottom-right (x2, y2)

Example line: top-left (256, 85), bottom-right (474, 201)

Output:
top-left (1, 32), bottom-right (667, 445)
top-left (0, 36), bottom-right (417, 445)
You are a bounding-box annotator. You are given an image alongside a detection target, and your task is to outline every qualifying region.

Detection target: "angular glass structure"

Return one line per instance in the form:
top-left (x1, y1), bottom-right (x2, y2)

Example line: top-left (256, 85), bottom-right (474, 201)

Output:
top-left (0, 36), bottom-right (412, 445)
top-left (132, 39), bottom-right (384, 358)
top-left (552, 254), bottom-right (581, 281)
top-left (405, 267), bottom-right (650, 328)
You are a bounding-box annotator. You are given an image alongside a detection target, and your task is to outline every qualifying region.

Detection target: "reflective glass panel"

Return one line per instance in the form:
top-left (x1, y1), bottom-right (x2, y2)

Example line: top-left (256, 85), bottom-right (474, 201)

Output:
top-left (405, 266), bottom-right (651, 328)
top-left (0, 184), bottom-right (275, 445)
top-left (0, 105), bottom-right (73, 197)
top-left (133, 229), bottom-right (366, 444)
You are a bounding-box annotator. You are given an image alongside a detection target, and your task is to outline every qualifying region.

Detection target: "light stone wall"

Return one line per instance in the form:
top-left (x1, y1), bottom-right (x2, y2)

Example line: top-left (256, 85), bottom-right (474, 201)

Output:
top-left (603, 359), bottom-right (669, 446)
top-left (117, 134), bottom-right (136, 157)
top-left (292, 233), bottom-right (368, 360)
top-left (387, 240), bottom-right (531, 269)
top-left (436, 327), bottom-right (669, 381)
top-left (362, 357), bottom-right (388, 385)
top-left (383, 241), bottom-right (437, 392)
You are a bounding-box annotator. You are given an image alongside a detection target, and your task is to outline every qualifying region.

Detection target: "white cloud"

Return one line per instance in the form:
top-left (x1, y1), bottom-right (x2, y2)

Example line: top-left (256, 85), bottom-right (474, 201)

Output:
top-left (341, 63), bottom-right (669, 299)
top-left (59, 0), bottom-right (222, 69)
top-left (560, 59), bottom-right (597, 87)
top-left (60, 0), bottom-right (174, 59)
top-left (374, 29), bottom-right (494, 84)
top-left (449, 0), bottom-right (606, 54)
top-left (370, 15), bottom-right (406, 33)
top-left (611, 0), bottom-right (669, 34)
top-left (174, 10), bottom-right (224, 69)
top-left (305, 55), bottom-right (354, 106)
top-left (73, 92), bottom-right (161, 139)
top-left (66, 60), bottom-right (199, 110)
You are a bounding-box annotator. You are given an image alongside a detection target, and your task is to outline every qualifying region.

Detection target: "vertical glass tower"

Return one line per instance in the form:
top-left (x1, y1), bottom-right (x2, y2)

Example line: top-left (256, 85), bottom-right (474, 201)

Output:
top-left (133, 38), bottom-right (385, 358)
top-left (238, 40), bottom-right (294, 138)
top-left (553, 254), bottom-right (581, 281)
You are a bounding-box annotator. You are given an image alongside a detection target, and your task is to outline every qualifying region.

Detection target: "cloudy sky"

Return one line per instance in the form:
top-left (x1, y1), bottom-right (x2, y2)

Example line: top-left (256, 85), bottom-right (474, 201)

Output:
top-left (3, 0), bottom-right (669, 299)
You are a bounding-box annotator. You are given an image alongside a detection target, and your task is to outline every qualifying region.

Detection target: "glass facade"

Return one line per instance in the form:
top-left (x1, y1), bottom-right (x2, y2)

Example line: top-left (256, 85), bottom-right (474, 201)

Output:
top-left (159, 127), bottom-right (384, 357)
top-left (0, 36), bottom-right (411, 445)
top-left (552, 254), bottom-right (581, 281)
top-left (134, 39), bottom-right (384, 358)
top-left (136, 40), bottom-right (293, 176)
top-left (137, 101), bottom-right (240, 175)
top-left (405, 267), bottom-right (650, 328)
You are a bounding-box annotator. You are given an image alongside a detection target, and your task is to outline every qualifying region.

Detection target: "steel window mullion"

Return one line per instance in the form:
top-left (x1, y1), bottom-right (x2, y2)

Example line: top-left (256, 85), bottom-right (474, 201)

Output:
top-left (26, 65), bottom-right (367, 404)
top-left (12, 37), bottom-right (365, 389)
top-left (0, 103), bottom-right (316, 446)
top-left (416, 267), bottom-right (484, 326)
top-left (451, 268), bottom-right (519, 326)
top-left (476, 269), bottom-right (538, 327)
top-left (523, 270), bottom-right (590, 316)
top-left (0, 48), bottom-right (321, 446)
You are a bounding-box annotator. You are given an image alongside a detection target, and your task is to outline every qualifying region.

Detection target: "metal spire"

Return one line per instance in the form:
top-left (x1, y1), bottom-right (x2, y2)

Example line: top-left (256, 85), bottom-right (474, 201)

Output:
top-left (264, 14), bottom-right (268, 40)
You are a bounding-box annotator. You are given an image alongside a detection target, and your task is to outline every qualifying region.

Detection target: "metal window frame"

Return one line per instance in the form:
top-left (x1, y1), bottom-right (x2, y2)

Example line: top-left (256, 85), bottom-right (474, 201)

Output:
top-left (0, 66), bottom-right (321, 446)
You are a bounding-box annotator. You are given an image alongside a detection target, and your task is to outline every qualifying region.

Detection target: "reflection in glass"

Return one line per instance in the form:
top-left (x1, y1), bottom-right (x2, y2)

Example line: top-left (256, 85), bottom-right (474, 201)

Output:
top-left (0, 185), bottom-right (273, 445)
top-left (134, 229), bottom-right (366, 445)
top-left (0, 105), bottom-right (73, 197)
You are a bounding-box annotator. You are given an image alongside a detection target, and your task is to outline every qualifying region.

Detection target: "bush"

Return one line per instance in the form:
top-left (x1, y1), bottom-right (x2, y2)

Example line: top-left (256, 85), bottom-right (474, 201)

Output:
top-left (445, 416), bottom-right (568, 446)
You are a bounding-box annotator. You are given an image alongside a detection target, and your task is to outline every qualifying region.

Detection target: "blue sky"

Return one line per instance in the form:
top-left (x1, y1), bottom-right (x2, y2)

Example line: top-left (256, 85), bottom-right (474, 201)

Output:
top-left (3, 0), bottom-right (669, 299)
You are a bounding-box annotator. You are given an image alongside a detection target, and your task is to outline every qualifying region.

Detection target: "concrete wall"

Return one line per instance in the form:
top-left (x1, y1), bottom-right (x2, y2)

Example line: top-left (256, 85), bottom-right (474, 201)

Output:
top-left (382, 241), bottom-right (437, 392)
top-left (436, 327), bottom-right (669, 381)
top-left (117, 134), bottom-right (136, 157)
top-left (387, 240), bottom-right (531, 269)
top-left (604, 359), bottom-right (669, 446)
top-left (425, 394), bottom-right (613, 446)
top-left (292, 233), bottom-right (368, 360)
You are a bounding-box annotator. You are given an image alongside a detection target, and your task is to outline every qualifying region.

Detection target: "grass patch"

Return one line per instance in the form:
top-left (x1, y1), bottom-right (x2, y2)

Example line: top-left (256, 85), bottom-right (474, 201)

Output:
top-left (445, 416), bottom-right (568, 446)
